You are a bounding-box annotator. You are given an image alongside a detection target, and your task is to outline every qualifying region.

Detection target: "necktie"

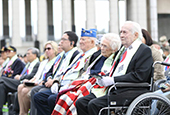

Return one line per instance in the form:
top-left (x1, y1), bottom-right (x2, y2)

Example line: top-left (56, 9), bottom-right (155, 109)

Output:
top-left (119, 50), bottom-right (127, 63)
top-left (53, 54), bottom-right (65, 76)
top-left (56, 54), bottom-right (66, 71)
top-left (74, 53), bottom-right (85, 69)
top-left (61, 53), bottom-right (85, 80)
top-left (53, 56), bottom-right (61, 73)
top-left (20, 63), bottom-right (30, 76)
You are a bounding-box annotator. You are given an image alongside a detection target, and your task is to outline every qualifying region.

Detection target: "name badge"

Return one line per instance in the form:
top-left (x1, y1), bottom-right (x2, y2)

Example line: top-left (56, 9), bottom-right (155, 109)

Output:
top-left (118, 64), bottom-right (124, 73)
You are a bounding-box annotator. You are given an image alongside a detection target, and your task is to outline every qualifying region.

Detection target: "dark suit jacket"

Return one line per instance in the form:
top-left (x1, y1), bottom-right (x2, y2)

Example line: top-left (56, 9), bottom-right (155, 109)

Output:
top-left (20, 62), bottom-right (40, 80)
top-left (113, 44), bottom-right (153, 92)
top-left (78, 50), bottom-right (101, 77)
top-left (2, 58), bottom-right (25, 79)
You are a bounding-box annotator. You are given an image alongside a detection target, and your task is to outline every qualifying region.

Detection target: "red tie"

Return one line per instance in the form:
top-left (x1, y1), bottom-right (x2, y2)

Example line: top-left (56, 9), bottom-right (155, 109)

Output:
top-left (61, 53), bottom-right (85, 80)
top-left (119, 50), bottom-right (127, 63)
top-left (74, 53), bottom-right (85, 69)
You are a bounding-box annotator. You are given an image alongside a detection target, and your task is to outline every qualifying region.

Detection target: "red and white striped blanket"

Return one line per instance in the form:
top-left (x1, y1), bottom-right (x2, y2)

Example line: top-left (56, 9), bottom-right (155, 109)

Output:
top-left (51, 77), bottom-right (97, 115)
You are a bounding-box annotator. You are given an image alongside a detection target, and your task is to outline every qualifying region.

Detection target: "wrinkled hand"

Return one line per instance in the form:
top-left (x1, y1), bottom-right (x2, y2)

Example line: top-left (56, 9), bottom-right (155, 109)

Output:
top-left (14, 75), bottom-right (21, 80)
top-left (45, 79), bottom-right (54, 87)
top-left (97, 77), bottom-right (114, 87)
top-left (22, 79), bottom-right (29, 83)
top-left (162, 83), bottom-right (170, 92)
top-left (34, 82), bottom-right (38, 86)
top-left (51, 83), bottom-right (59, 94)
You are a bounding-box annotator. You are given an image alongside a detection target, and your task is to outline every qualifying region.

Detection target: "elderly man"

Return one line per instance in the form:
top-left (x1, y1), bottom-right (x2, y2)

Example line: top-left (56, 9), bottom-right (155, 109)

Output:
top-left (33, 28), bottom-right (98, 115)
top-left (1, 45), bottom-right (25, 78)
top-left (76, 21), bottom-right (153, 115)
top-left (0, 46), bottom-right (25, 115)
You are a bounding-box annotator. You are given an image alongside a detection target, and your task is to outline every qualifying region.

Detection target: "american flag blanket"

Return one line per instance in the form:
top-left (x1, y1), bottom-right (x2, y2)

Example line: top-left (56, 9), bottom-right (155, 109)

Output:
top-left (51, 77), bottom-right (97, 115)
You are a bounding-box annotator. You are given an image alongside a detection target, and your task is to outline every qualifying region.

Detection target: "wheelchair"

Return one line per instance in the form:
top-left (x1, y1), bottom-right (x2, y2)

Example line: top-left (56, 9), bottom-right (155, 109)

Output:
top-left (98, 61), bottom-right (170, 115)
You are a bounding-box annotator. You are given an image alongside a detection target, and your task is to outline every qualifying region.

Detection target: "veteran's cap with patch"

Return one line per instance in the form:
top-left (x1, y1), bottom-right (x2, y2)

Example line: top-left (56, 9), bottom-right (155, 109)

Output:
top-left (7, 45), bottom-right (17, 52)
top-left (81, 28), bottom-right (97, 38)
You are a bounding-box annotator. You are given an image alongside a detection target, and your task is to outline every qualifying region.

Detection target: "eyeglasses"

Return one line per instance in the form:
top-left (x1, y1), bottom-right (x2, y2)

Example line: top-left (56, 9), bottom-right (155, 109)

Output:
top-left (44, 47), bottom-right (52, 52)
top-left (100, 44), bottom-right (109, 49)
top-left (61, 38), bottom-right (69, 41)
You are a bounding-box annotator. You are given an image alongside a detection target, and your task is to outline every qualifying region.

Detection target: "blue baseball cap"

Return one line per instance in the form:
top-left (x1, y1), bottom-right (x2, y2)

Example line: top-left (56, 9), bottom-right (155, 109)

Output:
top-left (81, 28), bottom-right (97, 38)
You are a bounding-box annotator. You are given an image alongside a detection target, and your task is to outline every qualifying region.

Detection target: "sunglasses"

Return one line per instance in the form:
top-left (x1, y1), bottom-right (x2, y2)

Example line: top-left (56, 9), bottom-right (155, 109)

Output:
top-left (44, 47), bottom-right (52, 52)
top-left (7, 50), bottom-right (14, 53)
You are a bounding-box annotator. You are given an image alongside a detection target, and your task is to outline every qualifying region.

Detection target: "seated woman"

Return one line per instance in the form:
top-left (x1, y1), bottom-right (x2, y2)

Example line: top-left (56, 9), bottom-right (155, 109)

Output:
top-left (17, 41), bottom-right (58, 115)
top-left (142, 29), bottom-right (165, 82)
top-left (52, 33), bottom-right (121, 115)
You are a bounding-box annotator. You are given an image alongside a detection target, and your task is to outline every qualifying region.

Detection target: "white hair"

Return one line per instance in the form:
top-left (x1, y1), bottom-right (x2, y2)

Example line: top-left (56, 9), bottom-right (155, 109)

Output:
top-left (101, 33), bottom-right (121, 51)
top-left (124, 21), bottom-right (143, 40)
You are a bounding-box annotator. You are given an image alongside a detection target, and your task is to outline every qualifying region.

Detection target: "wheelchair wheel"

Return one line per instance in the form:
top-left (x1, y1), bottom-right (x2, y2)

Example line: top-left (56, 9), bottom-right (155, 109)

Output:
top-left (126, 92), bottom-right (170, 115)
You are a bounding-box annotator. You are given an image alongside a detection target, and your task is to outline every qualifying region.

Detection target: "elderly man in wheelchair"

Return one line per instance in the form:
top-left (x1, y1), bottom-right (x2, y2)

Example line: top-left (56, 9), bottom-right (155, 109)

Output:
top-left (76, 21), bottom-right (170, 115)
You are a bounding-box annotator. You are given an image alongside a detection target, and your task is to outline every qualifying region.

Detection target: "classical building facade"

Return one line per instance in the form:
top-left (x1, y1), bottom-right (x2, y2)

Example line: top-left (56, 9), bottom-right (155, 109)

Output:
top-left (0, 0), bottom-right (170, 54)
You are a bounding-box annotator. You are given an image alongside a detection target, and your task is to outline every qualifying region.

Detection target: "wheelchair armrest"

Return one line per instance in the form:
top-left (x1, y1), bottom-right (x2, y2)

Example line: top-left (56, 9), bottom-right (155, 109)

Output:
top-left (115, 82), bottom-right (150, 88)
top-left (107, 82), bottom-right (150, 96)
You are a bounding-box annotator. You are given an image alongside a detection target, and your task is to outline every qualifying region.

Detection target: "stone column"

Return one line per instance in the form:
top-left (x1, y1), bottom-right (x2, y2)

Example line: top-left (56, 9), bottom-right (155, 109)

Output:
top-left (62, 0), bottom-right (72, 33)
top-left (0, 0), bottom-right (4, 48)
top-left (126, 0), bottom-right (147, 29)
top-left (0, 0), bottom-right (2, 39)
top-left (12, 0), bottom-right (22, 46)
top-left (71, 0), bottom-right (75, 32)
top-left (109, 0), bottom-right (119, 34)
top-left (47, 0), bottom-right (54, 40)
top-left (86, 0), bottom-right (95, 29)
top-left (25, 0), bottom-right (32, 41)
top-left (37, 0), bottom-right (48, 48)
top-left (3, 0), bottom-right (9, 39)
top-left (149, 0), bottom-right (158, 41)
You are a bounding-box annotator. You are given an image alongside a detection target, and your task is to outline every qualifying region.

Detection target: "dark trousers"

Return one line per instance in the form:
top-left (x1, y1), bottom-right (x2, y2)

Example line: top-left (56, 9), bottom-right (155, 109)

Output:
top-left (76, 93), bottom-right (108, 115)
top-left (0, 77), bottom-right (19, 115)
top-left (0, 83), bottom-right (7, 115)
top-left (34, 89), bottom-right (58, 115)
top-left (30, 85), bottom-right (48, 115)
top-left (12, 92), bottom-right (19, 114)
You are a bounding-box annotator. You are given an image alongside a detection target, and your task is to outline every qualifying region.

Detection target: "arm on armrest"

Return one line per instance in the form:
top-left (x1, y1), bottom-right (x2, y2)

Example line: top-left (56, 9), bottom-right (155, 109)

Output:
top-left (107, 82), bottom-right (150, 96)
